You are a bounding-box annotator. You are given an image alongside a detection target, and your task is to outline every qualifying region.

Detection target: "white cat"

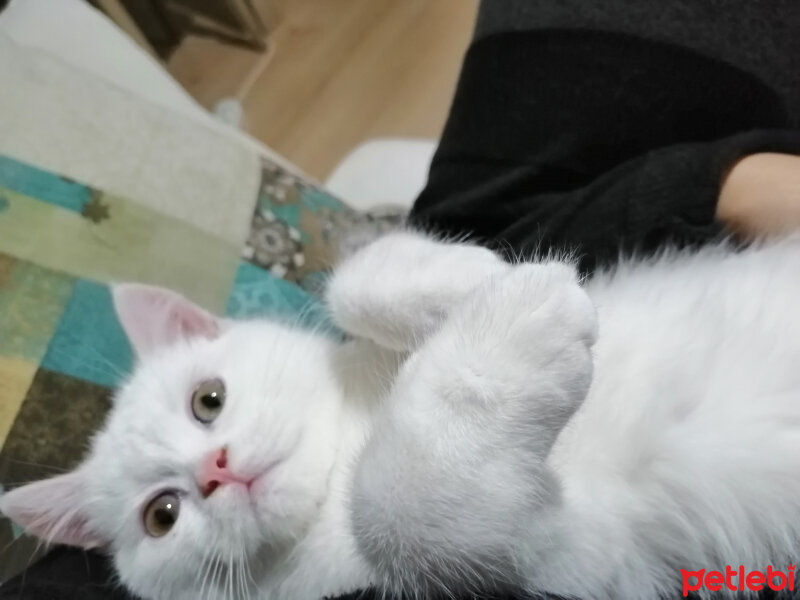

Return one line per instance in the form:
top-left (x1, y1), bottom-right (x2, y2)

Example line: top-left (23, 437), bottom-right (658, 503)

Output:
top-left (2, 230), bottom-right (800, 600)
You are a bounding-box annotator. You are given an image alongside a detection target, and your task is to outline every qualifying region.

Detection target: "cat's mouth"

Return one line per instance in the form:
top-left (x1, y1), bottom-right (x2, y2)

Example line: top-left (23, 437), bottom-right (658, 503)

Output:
top-left (200, 458), bottom-right (283, 500)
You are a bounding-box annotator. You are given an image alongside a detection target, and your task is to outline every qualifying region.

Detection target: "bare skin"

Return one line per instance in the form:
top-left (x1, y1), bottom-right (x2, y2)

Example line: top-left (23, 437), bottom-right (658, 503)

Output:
top-left (717, 153), bottom-right (800, 237)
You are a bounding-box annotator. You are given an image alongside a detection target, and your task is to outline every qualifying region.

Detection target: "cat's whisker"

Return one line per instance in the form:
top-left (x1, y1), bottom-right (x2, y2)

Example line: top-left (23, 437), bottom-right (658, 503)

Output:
top-left (216, 555), bottom-right (226, 598)
top-left (210, 554), bottom-right (223, 600)
top-left (222, 549), bottom-right (229, 599)
top-left (206, 562), bottom-right (218, 600)
top-left (203, 557), bottom-right (214, 600)
top-left (39, 354), bottom-right (122, 386)
top-left (196, 548), bottom-right (208, 599)
top-left (198, 545), bottom-right (216, 600)
top-left (243, 547), bottom-right (258, 589)
top-left (1, 479), bottom-right (63, 488)
top-left (0, 531), bottom-right (33, 553)
top-left (240, 561), bottom-right (250, 598)
top-left (238, 558), bottom-right (246, 600)
top-left (6, 459), bottom-right (69, 472)
top-left (234, 554), bottom-right (243, 600)
top-left (237, 545), bottom-right (250, 600)
top-left (220, 556), bottom-right (229, 599)
top-left (45, 338), bottom-right (130, 382)
top-left (75, 338), bottom-right (131, 379)
top-left (227, 548), bottom-right (234, 600)
top-left (29, 534), bottom-right (48, 561)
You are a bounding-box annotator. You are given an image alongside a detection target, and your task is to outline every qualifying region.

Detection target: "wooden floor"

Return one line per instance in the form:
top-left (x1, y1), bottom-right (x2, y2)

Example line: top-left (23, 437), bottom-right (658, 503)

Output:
top-left (168, 0), bottom-right (478, 180)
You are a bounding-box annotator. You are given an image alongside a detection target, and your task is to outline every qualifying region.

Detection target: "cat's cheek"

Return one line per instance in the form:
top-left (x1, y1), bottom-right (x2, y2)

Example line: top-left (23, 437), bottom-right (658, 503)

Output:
top-left (248, 475), bottom-right (271, 503)
top-left (112, 548), bottom-right (157, 600)
top-left (250, 479), bottom-right (324, 545)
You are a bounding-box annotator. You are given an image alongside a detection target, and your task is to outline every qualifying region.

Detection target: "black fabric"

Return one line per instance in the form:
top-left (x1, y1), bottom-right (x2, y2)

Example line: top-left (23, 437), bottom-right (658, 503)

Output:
top-left (0, 547), bottom-right (131, 600)
top-left (474, 0), bottom-right (800, 124)
top-left (6, 7), bottom-right (800, 600)
top-left (411, 30), bottom-right (800, 273)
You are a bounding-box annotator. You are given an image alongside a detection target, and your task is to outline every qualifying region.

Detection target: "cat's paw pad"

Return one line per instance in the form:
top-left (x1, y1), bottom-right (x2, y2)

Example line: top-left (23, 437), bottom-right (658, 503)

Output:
top-left (524, 265), bottom-right (598, 347)
top-left (474, 262), bottom-right (598, 356)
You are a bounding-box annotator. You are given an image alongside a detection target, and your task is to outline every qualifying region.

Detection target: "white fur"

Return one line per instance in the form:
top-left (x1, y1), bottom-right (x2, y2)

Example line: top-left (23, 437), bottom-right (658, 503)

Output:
top-left (100, 322), bottom-right (396, 600)
top-left (3, 231), bottom-right (800, 600)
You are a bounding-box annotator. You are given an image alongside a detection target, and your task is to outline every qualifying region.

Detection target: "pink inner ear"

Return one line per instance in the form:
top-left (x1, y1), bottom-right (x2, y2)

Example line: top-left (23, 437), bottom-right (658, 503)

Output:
top-left (113, 284), bottom-right (220, 356)
top-left (173, 302), bottom-right (220, 340)
top-left (0, 472), bottom-right (106, 549)
top-left (14, 506), bottom-right (104, 549)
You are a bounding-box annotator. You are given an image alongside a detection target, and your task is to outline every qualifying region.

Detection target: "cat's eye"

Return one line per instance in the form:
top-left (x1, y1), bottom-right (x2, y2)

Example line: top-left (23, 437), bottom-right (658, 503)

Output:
top-left (143, 491), bottom-right (180, 537)
top-left (191, 378), bottom-right (226, 424)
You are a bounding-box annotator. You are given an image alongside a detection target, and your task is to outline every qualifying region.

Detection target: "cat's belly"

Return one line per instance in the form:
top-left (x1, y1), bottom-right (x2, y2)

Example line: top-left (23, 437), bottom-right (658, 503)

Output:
top-left (551, 238), bottom-right (800, 472)
top-left (545, 238), bottom-right (800, 582)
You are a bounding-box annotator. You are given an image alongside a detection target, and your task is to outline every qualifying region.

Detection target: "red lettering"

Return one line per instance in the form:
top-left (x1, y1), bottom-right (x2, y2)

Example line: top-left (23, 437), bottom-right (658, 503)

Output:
top-left (705, 571), bottom-right (723, 591)
top-left (768, 565), bottom-right (787, 591)
top-left (725, 565), bottom-right (737, 590)
top-left (683, 565), bottom-right (796, 594)
top-left (681, 569), bottom-right (705, 597)
top-left (746, 571), bottom-right (765, 591)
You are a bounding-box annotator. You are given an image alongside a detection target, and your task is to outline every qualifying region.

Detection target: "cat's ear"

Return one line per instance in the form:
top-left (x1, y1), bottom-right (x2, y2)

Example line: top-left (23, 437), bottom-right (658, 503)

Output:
top-left (112, 283), bottom-right (220, 356)
top-left (0, 470), bottom-right (106, 548)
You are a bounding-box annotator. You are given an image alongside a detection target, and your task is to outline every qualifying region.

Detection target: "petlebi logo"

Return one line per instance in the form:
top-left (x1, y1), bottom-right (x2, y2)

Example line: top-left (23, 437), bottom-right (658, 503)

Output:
top-left (681, 565), bottom-right (795, 596)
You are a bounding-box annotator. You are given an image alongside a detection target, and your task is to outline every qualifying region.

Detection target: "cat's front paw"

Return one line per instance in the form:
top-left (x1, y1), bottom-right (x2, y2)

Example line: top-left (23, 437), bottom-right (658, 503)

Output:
top-left (460, 262), bottom-right (597, 364)
top-left (424, 261), bottom-right (597, 445)
top-left (499, 262), bottom-right (598, 351)
top-left (326, 231), bottom-right (509, 351)
top-left (352, 262), bottom-right (593, 598)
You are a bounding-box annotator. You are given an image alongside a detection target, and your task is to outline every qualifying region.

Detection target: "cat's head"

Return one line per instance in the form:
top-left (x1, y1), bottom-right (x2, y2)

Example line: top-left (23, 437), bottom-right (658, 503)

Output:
top-left (0, 284), bottom-right (344, 599)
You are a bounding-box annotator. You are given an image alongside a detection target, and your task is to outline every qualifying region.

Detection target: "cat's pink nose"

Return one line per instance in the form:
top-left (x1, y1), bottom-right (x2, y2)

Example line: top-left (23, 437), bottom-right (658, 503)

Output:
top-left (197, 447), bottom-right (252, 497)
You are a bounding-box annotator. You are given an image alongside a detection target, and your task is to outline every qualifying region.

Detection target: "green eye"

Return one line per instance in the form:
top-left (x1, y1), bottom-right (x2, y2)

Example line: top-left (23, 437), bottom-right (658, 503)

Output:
top-left (143, 491), bottom-right (180, 537)
top-left (191, 378), bottom-right (226, 424)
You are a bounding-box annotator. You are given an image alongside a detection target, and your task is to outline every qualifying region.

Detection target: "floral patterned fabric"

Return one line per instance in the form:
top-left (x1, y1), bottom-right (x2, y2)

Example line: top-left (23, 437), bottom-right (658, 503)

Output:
top-left (246, 161), bottom-right (405, 289)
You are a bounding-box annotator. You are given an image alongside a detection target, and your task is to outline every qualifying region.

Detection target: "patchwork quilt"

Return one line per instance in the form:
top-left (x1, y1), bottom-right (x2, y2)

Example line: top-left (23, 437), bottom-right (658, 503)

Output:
top-left (0, 154), bottom-right (402, 581)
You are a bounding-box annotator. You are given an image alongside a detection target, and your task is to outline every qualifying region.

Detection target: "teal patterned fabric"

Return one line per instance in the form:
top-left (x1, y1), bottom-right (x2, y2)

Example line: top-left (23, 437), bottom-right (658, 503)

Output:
top-left (226, 260), bottom-right (333, 333)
